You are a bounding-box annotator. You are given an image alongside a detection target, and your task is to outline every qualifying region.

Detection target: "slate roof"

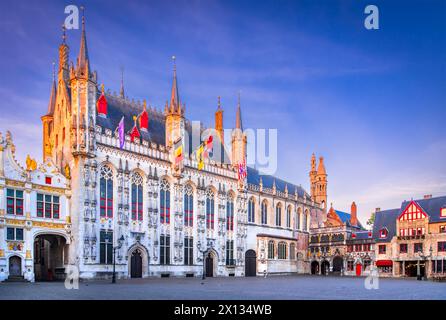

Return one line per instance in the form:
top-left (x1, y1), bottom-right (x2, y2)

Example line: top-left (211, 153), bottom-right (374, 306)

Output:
top-left (335, 210), bottom-right (365, 230)
top-left (247, 166), bottom-right (310, 199)
top-left (96, 93), bottom-right (165, 145)
top-left (372, 208), bottom-right (400, 243)
top-left (349, 230), bottom-right (373, 240)
top-left (95, 92), bottom-right (230, 160)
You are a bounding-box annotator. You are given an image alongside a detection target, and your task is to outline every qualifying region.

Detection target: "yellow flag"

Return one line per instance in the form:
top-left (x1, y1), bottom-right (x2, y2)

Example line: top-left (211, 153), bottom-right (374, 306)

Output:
top-left (197, 144), bottom-right (204, 170)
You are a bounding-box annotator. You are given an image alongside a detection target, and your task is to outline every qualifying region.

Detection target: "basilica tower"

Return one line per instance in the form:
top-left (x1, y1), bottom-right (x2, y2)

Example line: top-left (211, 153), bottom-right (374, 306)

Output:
top-left (310, 154), bottom-right (328, 210)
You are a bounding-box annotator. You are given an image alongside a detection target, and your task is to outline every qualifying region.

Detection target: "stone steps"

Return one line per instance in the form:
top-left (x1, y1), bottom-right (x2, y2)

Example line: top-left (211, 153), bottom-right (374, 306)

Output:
top-left (5, 276), bottom-right (26, 282)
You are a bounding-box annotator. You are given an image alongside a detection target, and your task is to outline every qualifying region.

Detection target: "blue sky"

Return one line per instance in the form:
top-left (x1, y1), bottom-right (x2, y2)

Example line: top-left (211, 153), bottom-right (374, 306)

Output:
top-left (0, 0), bottom-right (445, 224)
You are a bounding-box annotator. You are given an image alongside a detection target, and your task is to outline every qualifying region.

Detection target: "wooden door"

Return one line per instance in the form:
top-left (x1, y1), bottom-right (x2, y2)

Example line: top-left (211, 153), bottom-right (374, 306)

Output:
top-left (131, 250), bottom-right (142, 278)
top-left (205, 255), bottom-right (214, 277)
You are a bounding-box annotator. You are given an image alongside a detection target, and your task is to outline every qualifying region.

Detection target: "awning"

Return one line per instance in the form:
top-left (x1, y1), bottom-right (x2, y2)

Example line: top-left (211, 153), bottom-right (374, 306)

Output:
top-left (376, 260), bottom-right (393, 267)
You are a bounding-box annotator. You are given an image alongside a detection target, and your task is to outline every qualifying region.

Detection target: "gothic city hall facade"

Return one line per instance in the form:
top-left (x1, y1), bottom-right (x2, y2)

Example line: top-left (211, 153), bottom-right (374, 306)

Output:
top-left (0, 18), bottom-right (326, 282)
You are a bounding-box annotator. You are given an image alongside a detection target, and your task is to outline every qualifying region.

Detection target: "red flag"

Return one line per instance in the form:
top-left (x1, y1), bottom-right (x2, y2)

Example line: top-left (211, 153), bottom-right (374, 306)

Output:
top-left (130, 125), bottom-right (140, 142)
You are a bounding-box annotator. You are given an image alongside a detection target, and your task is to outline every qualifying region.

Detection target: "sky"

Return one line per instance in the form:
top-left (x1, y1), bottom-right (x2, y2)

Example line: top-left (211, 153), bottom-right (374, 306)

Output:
top-left (0, 0), bottom-right (445, 225)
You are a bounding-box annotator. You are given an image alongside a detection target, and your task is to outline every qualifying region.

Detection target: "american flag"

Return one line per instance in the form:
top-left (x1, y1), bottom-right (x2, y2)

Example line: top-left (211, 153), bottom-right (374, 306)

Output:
top-left (237, 159), bottom-right (247, 181)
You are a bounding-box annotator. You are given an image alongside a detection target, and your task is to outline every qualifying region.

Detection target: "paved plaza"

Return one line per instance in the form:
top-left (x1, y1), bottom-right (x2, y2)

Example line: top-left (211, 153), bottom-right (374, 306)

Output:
top-left (0, 275), bottom-right (445, 300)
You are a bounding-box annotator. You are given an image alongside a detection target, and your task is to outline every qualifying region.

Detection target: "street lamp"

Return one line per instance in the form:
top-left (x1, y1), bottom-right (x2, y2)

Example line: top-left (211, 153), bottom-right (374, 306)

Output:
top-left (416, 244), bottom-right (433, 281)
top-left (197, 240), bottom-right (207, 280)
top-left (112, 235), bottom-right (125, 284)
top-left (202, 251), bottom-right (206, 280)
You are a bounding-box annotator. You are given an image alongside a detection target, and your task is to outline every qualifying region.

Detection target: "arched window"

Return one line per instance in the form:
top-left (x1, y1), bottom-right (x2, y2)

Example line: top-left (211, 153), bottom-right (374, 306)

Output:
top-left (276, 204), bottom-right (282, 226)
top-left (290, 243), bottom-right (296, 260)
top-left (261, 200), bottom-right (268, 225)
top-left (131, 172), bottom-right (143, 221)
top-left (184, 184), bottom-right (194, 227)
top-left (286, 206), bottom-right (291, 228)
top-left (268, 240), bottom-right (275, 259)
top-left (278, 242), bottom-right (287, 259)
top-left (226, 194), bottom-right (234, 231)
top-left (296, 208), bottom-right (301, 230)
top-left (248, 197), bottom-right (255, 223)
top-left (206, 189), bottom-right (215, 229)
top-left (160, 179), bottom-right (170, 224)
top-left (100, 165), bottom-right (113, 218)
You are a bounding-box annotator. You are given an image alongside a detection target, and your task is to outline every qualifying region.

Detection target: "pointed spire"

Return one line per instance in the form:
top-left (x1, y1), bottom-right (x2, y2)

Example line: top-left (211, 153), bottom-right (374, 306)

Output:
top-left (236, 91), bottom-right (243, 130)
top-left (76, 6), bottom-right (90, 76)
top-left (217, 96), bottom-right (222, 110)
top-left (58, 24), bottom-right (69, 81)
top-left (169, 56), bottom-right (180, 113)
top-left (47, 63), bottom-right (57, 115)
top-left (119, 67), bottom-right (125, 99)
top-left (317, 156), bottom-right (327, 175)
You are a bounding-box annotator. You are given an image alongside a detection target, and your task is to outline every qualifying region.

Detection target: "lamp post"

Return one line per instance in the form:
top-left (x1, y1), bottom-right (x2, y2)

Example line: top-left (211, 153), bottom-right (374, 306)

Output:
top-left (112, 235), bottom-right (125, 284)
top-left (198, 240), bottom-right (207, 280)
top-left (416, 245), bottom-right (433, 281)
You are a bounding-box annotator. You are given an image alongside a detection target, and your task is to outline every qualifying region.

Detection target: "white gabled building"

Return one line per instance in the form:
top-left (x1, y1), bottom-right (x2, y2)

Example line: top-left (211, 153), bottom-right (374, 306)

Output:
top-left (0, 131), bottom-right (71, 282)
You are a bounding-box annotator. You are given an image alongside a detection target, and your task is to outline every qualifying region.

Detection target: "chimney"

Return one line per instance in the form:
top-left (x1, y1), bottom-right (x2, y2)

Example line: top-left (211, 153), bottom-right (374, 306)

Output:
top-left (350, 201), bottom-right (358, 226)
top-left (375, 207), bottom-right (381, 213)
top-left (424, 194), bottom-right (432, 199)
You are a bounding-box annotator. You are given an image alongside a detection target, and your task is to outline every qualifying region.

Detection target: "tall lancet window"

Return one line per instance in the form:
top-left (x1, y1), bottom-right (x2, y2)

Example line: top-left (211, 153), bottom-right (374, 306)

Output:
top-left (160, 179), bottom-right (171, 224)
top-left (286, 205), bottom-right (292, 228)
top-left (275, 204), bottom-right (282, 227)
top-left (226, 194), bottom-right (234, 231)
top-left (261, 200), bottom-right (268, 225)
top-left (184, 184), bottom-right (194, 227)
top-left (131, 172), bottom-right (143, 221)
top-left (206, 189), bottom-right (215, 229)
top-left (99, 165), bottom-right (113, 218)
top-left (248, 197), bottom-right (255, 223)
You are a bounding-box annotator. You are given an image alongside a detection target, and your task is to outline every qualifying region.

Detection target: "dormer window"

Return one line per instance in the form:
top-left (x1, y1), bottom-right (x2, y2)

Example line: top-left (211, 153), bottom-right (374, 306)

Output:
top-left (379, 228), bottom-right (388, 239)
top-left (441, 207), bottom-right (446, 218)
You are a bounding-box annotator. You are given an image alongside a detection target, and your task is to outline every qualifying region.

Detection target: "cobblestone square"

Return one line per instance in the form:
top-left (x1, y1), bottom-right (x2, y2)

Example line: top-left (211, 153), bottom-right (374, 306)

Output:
top-left (1, 275), bottom-right (445, 300)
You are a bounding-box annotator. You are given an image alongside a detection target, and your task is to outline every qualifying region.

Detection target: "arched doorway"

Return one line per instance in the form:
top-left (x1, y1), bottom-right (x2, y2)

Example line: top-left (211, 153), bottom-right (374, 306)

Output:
top-left (311, 261), bottom-right (319, 275)
top-left (321, 260), bottom-right (330, 275)
top-left (245, 250), bottom-right (257, 277)
top-left (34, 234), bottom-right (67, 281)
top-left (130, 249), bottom-right (143, 278)
top-left (205, 252), bottom-right (215, 277)
top-left (9, 256), bottom-right (22, 278)
top-left (332, 256), bottom-right (343, 273)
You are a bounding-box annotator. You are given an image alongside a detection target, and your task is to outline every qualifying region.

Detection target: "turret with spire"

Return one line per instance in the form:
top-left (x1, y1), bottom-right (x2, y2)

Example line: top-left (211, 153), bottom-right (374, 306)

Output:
top-left (59, 24), bottom-right (70, 84)
top-left (75, 7), bottom-right (91, 78)
top-left (215, 96), bottom-right (224, 143)
top-left (165, 56), bottom-right (185, 148)
top-left (41, 64), bottom-right (57, 161)
top-left (231, 92), bottom-right (247, 166)
top-left (119, 67), bottom-right (125, 99)
top-left (68, 6), bottom-right (97, 158)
